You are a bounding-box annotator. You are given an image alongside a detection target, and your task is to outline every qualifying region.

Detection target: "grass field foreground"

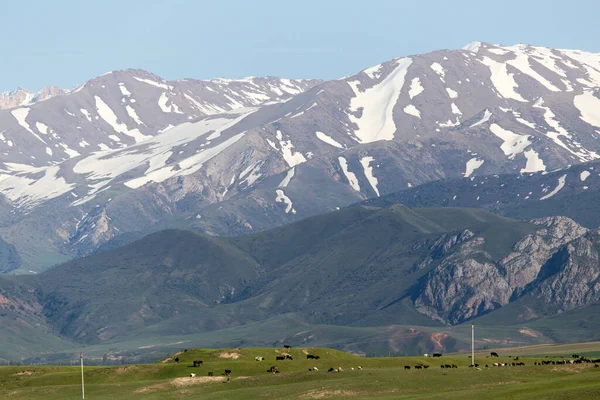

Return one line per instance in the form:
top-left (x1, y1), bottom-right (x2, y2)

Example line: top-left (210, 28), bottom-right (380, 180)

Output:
top-left (2, 345), bottom-right (600, 399)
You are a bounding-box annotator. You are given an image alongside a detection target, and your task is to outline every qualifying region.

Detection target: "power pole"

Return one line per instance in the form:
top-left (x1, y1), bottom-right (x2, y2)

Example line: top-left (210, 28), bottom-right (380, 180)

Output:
top-left (471, 324), bottom-right (475, 366)
top-left (80, 352), bottom-right (85, 400)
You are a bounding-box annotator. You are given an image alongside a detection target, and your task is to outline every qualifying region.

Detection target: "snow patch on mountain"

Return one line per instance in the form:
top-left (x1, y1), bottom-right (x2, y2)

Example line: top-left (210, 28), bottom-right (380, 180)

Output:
top-left (489, 124), bottom-right (531, 159)
top-left (446, 88), bottom-right (458, 99)
top-left (276, 130), bottom-right (307, 167)
top-left (521, 149), bottom-right (546, 173)
top-left (275, 189), bottom-right (296, 214)
top-left (360, 156), bottom-right (379, 197)
top-left (95, 96), bottom-right (151, 143)
top-left (540, 174), bottom-right (567, 200)
top-left (278, 167), bottom-right (295, 187)
top-left (470, 109), bottom-right (492, 128)
top-left (409, 77), bottom-right (424, 99)
top-left (338, 156), bottom-right (360, 192)
top-left (505, 52), bottom-right (561, 92)
top-left (430, 63), bottom-right (445, 82)
top-left (574, 91), bottom-right (600, 130)
top-left (348, 58), bottom-right (412, 143)
top-left (480, 57), bottom-right (527, 102)
top-left (158, 93), bottom-right (183, 114)
top-left (133, 76), bottom-right (172, 90)
top-left (316, 131), bottom-right (344, 148)
top-left (403, 104), bottom-right (421, 119)
top-left (11, 108), bottom-right (46, 144)
top-left (464, 157), bottom-right (484, 177)
top-left (0, 166), bottom-right (75, 209)
top-left (581, 170), bottom-right (591, 182)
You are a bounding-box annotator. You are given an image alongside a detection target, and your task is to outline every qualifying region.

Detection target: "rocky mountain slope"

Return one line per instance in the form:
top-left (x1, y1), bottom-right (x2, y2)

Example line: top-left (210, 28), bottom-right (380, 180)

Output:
top-left (1, 42), bottom-right (600, 272)
top-left (1, 205), bottom-right (598, 360)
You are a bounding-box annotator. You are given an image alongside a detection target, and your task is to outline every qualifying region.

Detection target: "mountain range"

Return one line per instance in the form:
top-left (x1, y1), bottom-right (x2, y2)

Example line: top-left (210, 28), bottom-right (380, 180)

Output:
top-left (1, 204), bottom-right (600, 362)
top-left (1, 40), bottom-right (600, 362)
top-left (0, 41), bottom-right (599, 273)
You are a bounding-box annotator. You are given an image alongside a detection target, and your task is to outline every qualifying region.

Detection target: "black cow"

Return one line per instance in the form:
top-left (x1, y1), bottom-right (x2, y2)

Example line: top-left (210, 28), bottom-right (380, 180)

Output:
top-left (328, 367), bottom-right (335, 372)
top-left (224, 369), bottom-right (232, 376)
top-left (414, 366), bottom-right (422, 369)
top-left (284, 345), bottom-right (292, 349)
top-left (306, 354), bottom-right (319, 359)
top-left (276, 356), bottom-right (285, 361)
top-left (423, 366), bottom-right (430, 369)
top-left (432, 353), bottom-right (442, 358)
top-left (447, 364), bottom-right (453, 368)
top-left (208, 372), bottom-right (213, 376)
top-left (193, 360), bottom-right (203, 367)
top-left (490, 352), bottom-right (499, 357)
top-left (174, 357), bottom-right (180, 363)
top-left (404, 366), bottom-right (411, 369)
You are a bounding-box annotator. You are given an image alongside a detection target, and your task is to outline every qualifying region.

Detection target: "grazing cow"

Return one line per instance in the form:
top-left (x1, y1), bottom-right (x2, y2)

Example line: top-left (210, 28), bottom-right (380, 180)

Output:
top-left (485, 365), bottom-right (489, 368)
top-left (338, 367), bottom-right (343, 372)
top-left (423, 366), bottom-right (430, 369)
top-left (267, 366), bottom-right (279, 373)
top-left (284, 345), bottom-right (292, 349)
top-left (174, 357), bottom-right (180, 363)
top-left (414, 366), bottom-right (422, 369)
top-left (493, 363), bottom-right (499, 367)
top-left (190, 373), bottom-right (196, 378)
top-left (432, 353), bottom-right (442, 358)
top-left (276, 356), bottom-right (285, 361)
top-left (224, 369), bottom-right (232, 376)
top-left (255, 357), bottom-right (264, 361)
top-left (490, 352), bottom-right (499, 357)
top-left (424, 353), bottom-right (429, 357)
top-left (208, 372), bottom-right (213, 376)
top-left (514, 357), bottom-right (519, 361)
top-left (283, 354), bottom-right (293, 360)
top-left (357, 366), bottom-right (362, 370)
top-left (193, 360), bottom-right (203, 367)
top-left (451, 364), bottom-right (458, 369)
top-left (440, 365), bottom-right (445, 369)
top-left (306, 354), bottom-right (318, 359)
top-left (595, 364), bottom-right (599, 368)
top-left (328, 367), bottom-right (335, 372)
top-left (313, 367), bottom-right (319, 371)
top-left (405, 366), bottom-right (411, 370)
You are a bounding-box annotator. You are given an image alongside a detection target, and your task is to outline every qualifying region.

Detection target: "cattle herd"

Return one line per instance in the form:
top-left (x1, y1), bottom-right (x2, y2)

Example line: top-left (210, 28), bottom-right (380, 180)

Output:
top-left (180, 348), bottom-right (600, 379)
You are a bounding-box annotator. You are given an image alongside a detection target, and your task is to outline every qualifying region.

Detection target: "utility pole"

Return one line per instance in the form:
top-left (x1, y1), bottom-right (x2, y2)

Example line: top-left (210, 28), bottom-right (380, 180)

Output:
top-left (471, 324), bottom-right (475, 366)
top-left (80, 352), bottom-right (85, 400)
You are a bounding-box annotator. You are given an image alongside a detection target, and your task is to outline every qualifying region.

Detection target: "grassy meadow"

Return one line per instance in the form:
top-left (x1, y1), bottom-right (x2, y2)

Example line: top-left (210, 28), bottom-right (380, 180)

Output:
top-left (2, 344), bottom-right (600, 399)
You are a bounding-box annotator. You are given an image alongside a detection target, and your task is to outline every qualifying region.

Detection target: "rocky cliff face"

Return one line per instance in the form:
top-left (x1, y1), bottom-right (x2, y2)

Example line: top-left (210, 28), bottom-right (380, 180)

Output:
top-left (412, 216), bottom-right (589, 324)
top-left (529, 230), bottom-right (600, 311)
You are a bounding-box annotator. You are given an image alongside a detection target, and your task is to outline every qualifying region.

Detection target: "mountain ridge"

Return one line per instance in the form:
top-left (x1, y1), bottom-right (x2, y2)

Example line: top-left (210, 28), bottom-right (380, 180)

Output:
top-left (1, 41), bottom-right (600, 273)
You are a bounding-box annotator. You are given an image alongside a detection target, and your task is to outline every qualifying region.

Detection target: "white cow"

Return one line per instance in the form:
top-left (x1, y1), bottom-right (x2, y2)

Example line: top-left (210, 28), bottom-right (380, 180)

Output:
top-left (190, 373), bottom-right (196, 377)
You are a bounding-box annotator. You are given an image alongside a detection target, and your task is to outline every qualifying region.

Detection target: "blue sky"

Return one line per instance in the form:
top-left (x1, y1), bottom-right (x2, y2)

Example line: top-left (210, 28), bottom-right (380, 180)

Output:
top-left (1, 0), bottom-right (599, 92)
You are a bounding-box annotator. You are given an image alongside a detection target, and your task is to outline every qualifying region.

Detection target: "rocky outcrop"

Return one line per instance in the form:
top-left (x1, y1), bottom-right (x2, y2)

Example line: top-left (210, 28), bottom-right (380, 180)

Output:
top-left (529, 230), bottom-right (600, 311)
top-left (412, 216), bottom-right (589, 324)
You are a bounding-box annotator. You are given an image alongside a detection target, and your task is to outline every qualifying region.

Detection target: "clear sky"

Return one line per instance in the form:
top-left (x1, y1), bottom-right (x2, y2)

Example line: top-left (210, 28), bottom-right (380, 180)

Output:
top-left (1, 0), bottom-right (599, 92)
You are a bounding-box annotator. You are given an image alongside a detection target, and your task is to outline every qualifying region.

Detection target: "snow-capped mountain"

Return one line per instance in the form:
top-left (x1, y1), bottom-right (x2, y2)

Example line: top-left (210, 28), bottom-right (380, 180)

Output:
top-left (0, 86), bottom-right (70, 110)
top-left (1, 42), bottom-right (600, 273)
